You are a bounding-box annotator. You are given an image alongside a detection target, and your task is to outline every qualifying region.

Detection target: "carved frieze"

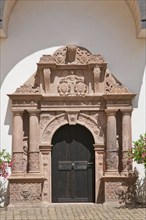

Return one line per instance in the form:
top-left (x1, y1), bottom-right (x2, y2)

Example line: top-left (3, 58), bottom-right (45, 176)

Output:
top-left (12, 100), bottom-right (38, 107)
top-left (10, 183), bottom-right (41, 203)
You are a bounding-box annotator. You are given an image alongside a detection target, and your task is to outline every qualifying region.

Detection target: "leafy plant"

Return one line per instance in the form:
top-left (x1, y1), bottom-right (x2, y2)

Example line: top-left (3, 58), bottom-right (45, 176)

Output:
top-left (0, 149), bottom-right (13, 179)
top-left (128, 133), bottom-right (146, 168)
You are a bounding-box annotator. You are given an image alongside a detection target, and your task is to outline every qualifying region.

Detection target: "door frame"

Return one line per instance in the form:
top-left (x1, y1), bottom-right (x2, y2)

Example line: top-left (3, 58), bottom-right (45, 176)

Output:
top-left (40, 113), bottom-right (105, 204)
top-left (41, 124), bottom-right (105, 204)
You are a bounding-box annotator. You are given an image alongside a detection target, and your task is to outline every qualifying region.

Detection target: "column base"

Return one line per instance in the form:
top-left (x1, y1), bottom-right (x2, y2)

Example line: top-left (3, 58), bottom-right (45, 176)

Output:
top-left (104, 171), bottom-right (120, 176)
top-left (120, 171), bottom-right (129, 177)
top-left (103, 175), bottom-right (137, 205)
top-left (9, 174), bottom-right (44, 206)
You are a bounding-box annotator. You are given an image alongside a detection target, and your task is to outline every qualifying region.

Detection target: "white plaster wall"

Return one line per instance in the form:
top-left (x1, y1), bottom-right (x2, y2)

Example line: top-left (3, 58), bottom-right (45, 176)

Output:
top-left (0, 0), bottom-right (145, 177)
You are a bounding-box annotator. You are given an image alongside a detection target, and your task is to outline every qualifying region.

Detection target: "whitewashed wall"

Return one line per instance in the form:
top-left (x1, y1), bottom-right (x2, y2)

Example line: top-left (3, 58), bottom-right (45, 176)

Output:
top-left (0, 0), bottom-right (145, 178)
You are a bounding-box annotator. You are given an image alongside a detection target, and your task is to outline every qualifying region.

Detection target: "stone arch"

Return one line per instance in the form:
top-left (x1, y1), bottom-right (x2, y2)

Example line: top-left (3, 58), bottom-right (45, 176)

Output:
top-left (41, 112), bottom-right (104, 146)
top-left (0, 0), bottom-right (145, 38)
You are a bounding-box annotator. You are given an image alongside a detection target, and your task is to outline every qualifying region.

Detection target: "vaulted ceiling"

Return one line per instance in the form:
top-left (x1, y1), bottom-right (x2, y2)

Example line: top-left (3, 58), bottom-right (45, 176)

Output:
top-left (0, 0), bottom-right (146, 38)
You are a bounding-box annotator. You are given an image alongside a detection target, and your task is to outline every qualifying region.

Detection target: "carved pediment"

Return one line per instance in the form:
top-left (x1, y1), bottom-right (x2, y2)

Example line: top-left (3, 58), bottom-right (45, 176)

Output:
top-left (40, 45), bottom-right (105, 65)
top-left (13, 45), bottom-right (133, 98)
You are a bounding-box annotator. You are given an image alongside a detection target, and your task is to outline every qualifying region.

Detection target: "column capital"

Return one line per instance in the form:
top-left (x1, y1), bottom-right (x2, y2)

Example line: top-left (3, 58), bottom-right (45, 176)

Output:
top-left (120, 108), bottom-right (133, 114)
top-left (12, 110), bottom-right (24, 116)
top-left (105, 109), bottom-right (117, 116)
top-left (28, 110), bottom-right (40, 115)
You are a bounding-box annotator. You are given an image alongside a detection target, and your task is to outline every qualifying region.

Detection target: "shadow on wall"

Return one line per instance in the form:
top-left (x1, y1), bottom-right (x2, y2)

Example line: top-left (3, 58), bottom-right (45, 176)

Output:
top-left (5, 100), bottom-right (13, 136)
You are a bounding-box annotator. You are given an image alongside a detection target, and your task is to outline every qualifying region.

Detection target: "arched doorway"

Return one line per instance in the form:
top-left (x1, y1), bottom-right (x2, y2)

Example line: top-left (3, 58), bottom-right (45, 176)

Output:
top-left (52, 124), bottom-right (95, 203)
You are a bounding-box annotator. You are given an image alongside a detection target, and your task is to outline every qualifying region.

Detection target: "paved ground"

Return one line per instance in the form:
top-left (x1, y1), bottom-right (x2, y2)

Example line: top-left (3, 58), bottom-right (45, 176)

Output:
top-left (0, 204), bottom-right (145, 220)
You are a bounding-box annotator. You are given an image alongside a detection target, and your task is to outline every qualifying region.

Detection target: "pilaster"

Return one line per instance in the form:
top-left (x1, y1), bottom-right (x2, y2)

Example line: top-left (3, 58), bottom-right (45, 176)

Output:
top-left (40, 145), bottom-right (52, 203)
top-left (94, 144), bottom-right (105, 203)
top-left (121, 108), bottom-right (133, 174)
top-left (105, 109), bottom-right (118, 175)
top-left (12, 110), bottom-right (24, 173)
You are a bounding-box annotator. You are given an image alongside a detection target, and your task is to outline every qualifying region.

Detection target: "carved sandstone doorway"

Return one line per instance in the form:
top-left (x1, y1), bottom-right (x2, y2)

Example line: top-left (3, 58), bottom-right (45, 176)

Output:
top-left (8, 45), bottom-right (136, 206)
top-left (52, 124), bottom-right (95, 203)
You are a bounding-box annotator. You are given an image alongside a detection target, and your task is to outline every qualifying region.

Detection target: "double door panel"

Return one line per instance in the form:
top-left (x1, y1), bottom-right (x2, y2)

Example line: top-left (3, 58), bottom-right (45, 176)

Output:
top-left (52, 125), bottom-right (95, 203)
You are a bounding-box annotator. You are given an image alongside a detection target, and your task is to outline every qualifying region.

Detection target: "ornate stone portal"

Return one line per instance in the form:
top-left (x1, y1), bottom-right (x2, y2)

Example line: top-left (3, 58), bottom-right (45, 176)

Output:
top-left (8, 45), bottom-right (136, 206)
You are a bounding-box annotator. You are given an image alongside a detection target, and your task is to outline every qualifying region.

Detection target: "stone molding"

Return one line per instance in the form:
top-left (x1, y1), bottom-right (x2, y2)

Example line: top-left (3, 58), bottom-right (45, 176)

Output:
top-left (40, 111), bottom-right (105, 146)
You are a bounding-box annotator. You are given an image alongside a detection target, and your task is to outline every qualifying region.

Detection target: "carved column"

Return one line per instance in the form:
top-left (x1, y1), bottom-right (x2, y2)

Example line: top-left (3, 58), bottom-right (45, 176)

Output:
top-left (40, 145), bottom-right (52, 203)
top-left (12, 111), bottom-right (24, 173)
top-left (28, 111), bottom-right (40, 173)
top-left (121, 109), bottom-right (133, 173)
top-left (94, 144), bottom-right (105, 203)
top-left (105, 110), bottom-right (118, 174)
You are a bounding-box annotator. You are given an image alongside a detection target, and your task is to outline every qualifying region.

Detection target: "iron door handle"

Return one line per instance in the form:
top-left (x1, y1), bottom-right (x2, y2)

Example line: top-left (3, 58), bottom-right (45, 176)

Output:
top-left (72, 162), bottom-right (75, 169)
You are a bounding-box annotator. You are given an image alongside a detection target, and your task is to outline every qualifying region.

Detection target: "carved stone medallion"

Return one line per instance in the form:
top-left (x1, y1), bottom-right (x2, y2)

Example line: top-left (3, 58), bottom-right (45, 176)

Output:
top-left (58, 75), bottom-right (87, 96)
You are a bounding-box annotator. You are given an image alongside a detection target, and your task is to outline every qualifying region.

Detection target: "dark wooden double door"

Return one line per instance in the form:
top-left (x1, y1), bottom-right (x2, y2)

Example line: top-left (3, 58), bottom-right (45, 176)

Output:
top-left (52, 124), bottom-right (95, 203)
